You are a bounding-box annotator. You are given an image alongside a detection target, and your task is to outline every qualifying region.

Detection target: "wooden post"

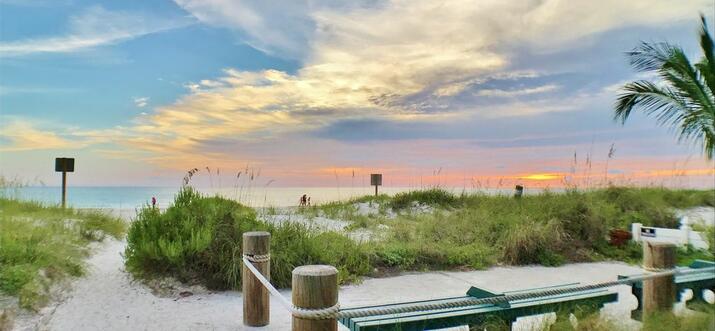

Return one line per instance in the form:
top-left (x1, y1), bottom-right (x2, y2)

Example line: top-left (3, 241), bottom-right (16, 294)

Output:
top-left (371, 174), bottom-right (382, 197)
top-left (61, 171), bottom-right (67, 208)
top-left (642, 241), bottom-right (676, 316)
top-left (292, 265), bottom-right (338, 331)
top-left (55, 157), bottom-right (74, 208)
top-left (243, 231), bottom-right (270, 327)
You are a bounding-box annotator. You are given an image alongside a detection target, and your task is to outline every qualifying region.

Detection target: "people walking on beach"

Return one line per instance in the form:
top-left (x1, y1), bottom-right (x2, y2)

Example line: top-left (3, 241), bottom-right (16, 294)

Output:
top-left (151, 196), bottom-right (157, 209)
top-left (307, 196), bottom-right (311, 206)
top-left (299, 194), bottom-right (307, 206)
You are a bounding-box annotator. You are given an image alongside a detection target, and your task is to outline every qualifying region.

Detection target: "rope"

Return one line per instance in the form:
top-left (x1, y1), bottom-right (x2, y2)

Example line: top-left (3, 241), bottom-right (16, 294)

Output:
top-left (241, 255), bottom-right (715, 321)
top-left (642, 265), bottom-right (669, 272)
top-left (335, 266), bottom-right (715, 319)
top-left (241, 256), bottom-right (341, 320)
top-left (243, 253), bottom-right (270, 263)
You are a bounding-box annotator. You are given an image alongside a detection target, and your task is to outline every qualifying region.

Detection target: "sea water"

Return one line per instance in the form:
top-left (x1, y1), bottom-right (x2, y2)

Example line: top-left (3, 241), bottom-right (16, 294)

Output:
top-left (4, 186), bottom-right (516, 209)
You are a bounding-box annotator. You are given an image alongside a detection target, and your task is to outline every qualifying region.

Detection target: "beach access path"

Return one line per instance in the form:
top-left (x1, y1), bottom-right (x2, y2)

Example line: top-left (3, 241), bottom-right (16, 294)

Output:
top-left (34, 239), bottom-right (649, 331)
top-left (22, 207), bottom-right (715, 331)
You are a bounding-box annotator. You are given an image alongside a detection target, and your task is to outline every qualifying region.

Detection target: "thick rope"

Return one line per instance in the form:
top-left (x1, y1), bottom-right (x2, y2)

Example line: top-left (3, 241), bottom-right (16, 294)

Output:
top-left (243, 253), bottom-right (271, 263)
top-left (336, 266), bottom-right (715, 319)
top-left (241, 256), bottom-right (341, 320)
top-left (241, 255), bottom-right (715, 321)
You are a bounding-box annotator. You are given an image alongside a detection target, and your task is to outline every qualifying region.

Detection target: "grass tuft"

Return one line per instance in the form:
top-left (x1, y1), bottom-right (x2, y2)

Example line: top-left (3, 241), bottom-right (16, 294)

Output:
top-left (0, 198), bottom-right (126, 310)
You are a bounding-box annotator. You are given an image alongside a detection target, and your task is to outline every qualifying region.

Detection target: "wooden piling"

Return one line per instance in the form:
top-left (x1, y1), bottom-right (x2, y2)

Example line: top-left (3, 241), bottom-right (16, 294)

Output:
top-left (642, 241), bottom-right (676, 316)
top-left (292, 265), bottom-right (338, 331)
top-left (242, 231), bottom-right (270, 327)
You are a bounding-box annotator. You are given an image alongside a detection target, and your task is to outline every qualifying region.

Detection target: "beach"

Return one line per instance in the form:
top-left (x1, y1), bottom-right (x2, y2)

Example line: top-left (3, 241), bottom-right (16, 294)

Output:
top-left (13, 207), bottom-right (713, 331)
top-left (26, 238), bottom-right (646, 331)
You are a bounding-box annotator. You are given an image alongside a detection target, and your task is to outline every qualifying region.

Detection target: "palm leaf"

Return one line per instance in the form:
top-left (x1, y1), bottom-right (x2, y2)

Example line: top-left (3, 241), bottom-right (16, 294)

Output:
top-left (697, 15), bottom-right (715, 95)
top-left (614, 15), bottom-right (715, 159)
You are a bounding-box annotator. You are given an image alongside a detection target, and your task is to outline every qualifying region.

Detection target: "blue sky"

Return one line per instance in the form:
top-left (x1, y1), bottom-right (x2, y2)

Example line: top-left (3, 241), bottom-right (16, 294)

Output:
top-left (1, 0), bottom-right (714, 187)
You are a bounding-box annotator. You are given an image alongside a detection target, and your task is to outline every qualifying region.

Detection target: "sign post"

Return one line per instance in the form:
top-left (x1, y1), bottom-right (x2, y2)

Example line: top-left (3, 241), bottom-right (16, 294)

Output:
top-left (370, 174), bottom-right (382, 197)
top-left (55, 158), bottom-right (75, 208)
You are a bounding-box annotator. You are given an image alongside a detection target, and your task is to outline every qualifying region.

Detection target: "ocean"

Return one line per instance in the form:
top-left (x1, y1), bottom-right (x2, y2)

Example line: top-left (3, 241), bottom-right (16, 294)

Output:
top-left (2, 186), bottom-right (517, 209)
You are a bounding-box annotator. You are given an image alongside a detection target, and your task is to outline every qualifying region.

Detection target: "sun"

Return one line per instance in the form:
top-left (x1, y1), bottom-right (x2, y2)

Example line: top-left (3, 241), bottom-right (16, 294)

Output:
top-left (519, 173), bottom-right (564, 181)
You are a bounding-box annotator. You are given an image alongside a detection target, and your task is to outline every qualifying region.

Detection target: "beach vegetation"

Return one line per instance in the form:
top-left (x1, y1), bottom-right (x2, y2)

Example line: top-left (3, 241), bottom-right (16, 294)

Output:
top-left (308, 186), bottom-right (713, 270)
top-left (0, 198), bottom-right (126, 310)
top-left (124, 187), bottom-right (371, 289)
top-left (128, 184), bottom-right (713, 291)
top-left (548, 304), bottom-right (715, 331)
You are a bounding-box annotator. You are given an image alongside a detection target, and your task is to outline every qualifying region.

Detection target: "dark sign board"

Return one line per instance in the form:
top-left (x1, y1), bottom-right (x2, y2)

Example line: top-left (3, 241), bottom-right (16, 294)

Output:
top-left (55, 158), bottom-right (75, 172)
top-left (370, 174), bottom-right (382, 186)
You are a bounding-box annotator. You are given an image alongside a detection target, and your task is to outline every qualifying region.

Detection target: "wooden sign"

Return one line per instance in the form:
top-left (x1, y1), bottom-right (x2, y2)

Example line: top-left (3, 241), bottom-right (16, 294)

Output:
top-left (55, 158), bottom-right (75, 172)
top-left (55, 157), bottom-right (74, 208)
top-left (370, 174), bottom-right (382, 186)
top-left (371, 173), bottom-right (382, 196)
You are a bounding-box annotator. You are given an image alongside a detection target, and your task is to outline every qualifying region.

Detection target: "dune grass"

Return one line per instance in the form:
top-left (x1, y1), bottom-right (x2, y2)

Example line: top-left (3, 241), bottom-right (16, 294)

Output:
top-left (124, 187), bottom-right (372, 289)
top-left (0, 198), bottom-right (126, 310)
top-left (304, 186), bottom-right (714, 270)
top-left (127, 186), bottom-right (714, 291)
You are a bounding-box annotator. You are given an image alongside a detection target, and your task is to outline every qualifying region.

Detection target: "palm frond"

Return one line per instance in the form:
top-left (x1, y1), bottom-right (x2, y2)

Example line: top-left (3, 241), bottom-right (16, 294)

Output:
top-left (626, 42), bottom-right (677, 72)
top-left (614, 80), bottom-right (687, 124)
top-left (697, 15), bottom-right (715, 99)
top-left (660, 47), bottom-right (714, 113)
top-left (615, 16), bottom-right (715, 160)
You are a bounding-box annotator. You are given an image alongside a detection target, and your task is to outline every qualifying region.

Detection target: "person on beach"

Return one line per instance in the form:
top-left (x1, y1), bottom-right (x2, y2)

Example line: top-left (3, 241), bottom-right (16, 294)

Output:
top-left (307, 196), bottom-right (311, 206)
top-left (151, 196), bottom-right (157, 209)
top-left (300, 194), bottom-right (307, 206)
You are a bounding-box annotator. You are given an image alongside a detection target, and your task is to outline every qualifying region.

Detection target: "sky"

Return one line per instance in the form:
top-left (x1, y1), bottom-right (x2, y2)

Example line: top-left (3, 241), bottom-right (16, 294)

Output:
top-left (1, 0), bottom-right (714, 188)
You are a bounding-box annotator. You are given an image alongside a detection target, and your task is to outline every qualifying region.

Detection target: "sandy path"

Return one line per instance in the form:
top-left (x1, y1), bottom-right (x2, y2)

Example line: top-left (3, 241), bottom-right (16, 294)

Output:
top-left (38, 238), bottom-right (649, 331)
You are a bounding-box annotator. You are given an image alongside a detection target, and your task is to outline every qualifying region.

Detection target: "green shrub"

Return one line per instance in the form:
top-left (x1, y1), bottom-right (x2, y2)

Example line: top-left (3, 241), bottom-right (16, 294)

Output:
top-left (389, 188), bottom-right (460, 210)
top-left (501, 220), bottom-right (566, 265)
top-left (124, 187), bottom-right (373, 289)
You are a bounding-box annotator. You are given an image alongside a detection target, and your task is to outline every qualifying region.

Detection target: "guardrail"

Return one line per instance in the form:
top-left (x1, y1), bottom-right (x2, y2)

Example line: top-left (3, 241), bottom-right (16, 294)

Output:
top-left (241, 232), bottom-right (715, 330)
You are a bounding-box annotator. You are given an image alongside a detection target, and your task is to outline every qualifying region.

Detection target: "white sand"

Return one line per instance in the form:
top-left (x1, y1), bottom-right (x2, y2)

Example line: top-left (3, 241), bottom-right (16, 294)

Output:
top-left (676, 207), bottom-right (715, 228)
top-left (20, 239), bottom-right (649, 331)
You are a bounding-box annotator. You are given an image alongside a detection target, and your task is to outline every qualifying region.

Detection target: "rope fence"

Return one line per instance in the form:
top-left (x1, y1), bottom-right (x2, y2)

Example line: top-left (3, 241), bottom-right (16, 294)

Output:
top-left (242, 255), bottom-right (715, 320)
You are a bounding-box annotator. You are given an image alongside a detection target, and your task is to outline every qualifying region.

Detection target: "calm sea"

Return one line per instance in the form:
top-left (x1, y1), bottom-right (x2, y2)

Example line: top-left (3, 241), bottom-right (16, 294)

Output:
top-left (3, 186), bottom-right (517, 209)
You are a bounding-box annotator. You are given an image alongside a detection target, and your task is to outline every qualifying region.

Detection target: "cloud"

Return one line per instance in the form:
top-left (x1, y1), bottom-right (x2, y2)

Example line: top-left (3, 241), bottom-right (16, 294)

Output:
top-left (0, 85), bottom-right (82, 96)
top-left (5, 0), bottom-right (711, 175)
top-left (0, 6), bottom-right (193, 56)
top-left (177, 0), bottom-right (709, 59)
top-left (173, 0), bottom-right (371, 59)
top-left (133, 97), bottom-right (149, 108)
top-left (114, 0), bottom-right (710, 166)
top-left (475, 84), bottom-right (560, 97)
top-left (0, 120), bottom-right (80, 152)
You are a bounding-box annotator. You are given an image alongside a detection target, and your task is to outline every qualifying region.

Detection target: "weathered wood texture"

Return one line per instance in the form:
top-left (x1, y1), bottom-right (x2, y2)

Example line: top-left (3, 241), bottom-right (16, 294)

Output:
top-left (242, 231), bottom-right (270, 326)
top-left (292, 265), bottom-right (338, 331)
top-left (642, 241), bottom-right (676, 316)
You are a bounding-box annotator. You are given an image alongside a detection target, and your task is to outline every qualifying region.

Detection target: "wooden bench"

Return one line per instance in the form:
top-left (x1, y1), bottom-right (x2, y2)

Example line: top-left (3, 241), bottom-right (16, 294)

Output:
top-left (338, 283), bottom-right (617, 330)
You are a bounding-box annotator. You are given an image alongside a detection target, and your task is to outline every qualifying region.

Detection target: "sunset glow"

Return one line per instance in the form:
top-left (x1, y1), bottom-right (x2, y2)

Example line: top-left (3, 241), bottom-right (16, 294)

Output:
top-left (518, 173), bottom-right (565, 181)
top-left (1, 1), bottom-right (713, 187)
